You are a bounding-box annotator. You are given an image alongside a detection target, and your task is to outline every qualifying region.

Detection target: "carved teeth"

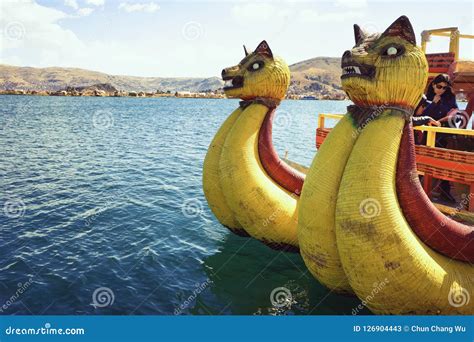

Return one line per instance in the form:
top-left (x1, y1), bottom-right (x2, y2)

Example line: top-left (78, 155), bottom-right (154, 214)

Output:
top-left (342, 66), bottom-right (361, 75)
top-left (224, 79), bottom-right (233, 87)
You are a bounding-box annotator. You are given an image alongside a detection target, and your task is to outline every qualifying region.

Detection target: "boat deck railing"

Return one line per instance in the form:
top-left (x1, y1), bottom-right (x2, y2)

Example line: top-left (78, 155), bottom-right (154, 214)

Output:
top-left (316, 113), bottom-right (474, 212)
top-left (420, 28), bottom-right (474, 129)
top-left (420, 27), bottom-right (474, 62)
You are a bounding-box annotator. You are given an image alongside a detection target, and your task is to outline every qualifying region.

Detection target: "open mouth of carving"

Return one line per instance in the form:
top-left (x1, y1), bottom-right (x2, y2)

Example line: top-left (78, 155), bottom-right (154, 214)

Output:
top-left (223, 75), bottom-right (244, 90)
top-left (341, 61), bottom-right (376, 80)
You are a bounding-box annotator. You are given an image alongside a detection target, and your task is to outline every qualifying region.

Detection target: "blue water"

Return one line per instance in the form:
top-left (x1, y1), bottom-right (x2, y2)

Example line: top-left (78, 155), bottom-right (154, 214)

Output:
top-left (0, 95), bottom-right (368, 315)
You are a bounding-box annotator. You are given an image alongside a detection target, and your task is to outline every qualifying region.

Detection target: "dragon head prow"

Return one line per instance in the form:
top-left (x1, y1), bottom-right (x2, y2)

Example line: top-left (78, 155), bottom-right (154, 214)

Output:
top-left (221, 40), bottom-right (290, 101)
top-left (341, 16), bottom-right (428, 109)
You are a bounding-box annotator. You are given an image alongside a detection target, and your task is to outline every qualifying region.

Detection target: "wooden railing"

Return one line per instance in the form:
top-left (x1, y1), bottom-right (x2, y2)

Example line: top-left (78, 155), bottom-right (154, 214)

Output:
top-left (413, 125), bottom-right (474, 146)
top-left (420, 27), bottom-right (474, 61)
top-left (425, 52), bottom-right (455, 79)
top-left (316, 113), bottom-right (474, 211)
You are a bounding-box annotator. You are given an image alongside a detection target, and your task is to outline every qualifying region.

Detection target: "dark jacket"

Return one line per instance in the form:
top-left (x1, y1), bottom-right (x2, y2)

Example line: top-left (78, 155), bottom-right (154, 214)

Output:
top-left (422, 96), bottom-right (458, 121)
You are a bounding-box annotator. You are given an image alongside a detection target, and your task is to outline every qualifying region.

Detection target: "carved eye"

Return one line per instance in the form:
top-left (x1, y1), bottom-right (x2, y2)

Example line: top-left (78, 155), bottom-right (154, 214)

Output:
top-left (248, 61), bottom-right (264, 72)
top-left (382, 44), bottom-right (404, 57)
top-left (387, 47), bottom-right (398, 55)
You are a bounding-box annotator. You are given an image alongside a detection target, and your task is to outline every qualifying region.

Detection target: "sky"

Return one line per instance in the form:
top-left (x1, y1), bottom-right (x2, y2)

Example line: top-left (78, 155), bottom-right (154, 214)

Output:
top-left (0, 0), bottom-right (473, 78)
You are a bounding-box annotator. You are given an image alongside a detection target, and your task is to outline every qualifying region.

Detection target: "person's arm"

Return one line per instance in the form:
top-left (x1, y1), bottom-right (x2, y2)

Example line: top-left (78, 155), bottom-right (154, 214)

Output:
top-left (412, 116), bottom-right (439, 126)
top-left (439, 108), bottom-right (461, 124)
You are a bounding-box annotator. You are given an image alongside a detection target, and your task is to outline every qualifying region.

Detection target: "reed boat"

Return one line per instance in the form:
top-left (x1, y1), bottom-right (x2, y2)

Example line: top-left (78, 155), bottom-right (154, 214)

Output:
top-left (315, 26), bottom-right (474, 218)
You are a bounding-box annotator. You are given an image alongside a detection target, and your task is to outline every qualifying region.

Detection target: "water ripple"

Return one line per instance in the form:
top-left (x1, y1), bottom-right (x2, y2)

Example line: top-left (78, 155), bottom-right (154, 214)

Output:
top-left (0, 96), bottom-right (368, 315)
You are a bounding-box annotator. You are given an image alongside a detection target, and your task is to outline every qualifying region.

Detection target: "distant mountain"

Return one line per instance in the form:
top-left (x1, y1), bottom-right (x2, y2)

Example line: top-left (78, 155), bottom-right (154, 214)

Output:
top-left (0, 65), bottom-right (223, 93)
top-left (0, 58), bottom-right (343, 96)
top-left (288, 57), bottom-right (342, 96)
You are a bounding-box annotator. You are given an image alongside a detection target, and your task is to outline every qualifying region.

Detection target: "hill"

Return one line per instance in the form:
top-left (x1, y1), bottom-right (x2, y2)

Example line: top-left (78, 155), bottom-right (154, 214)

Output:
top-left (0, 58), bottom-right (343, 96)
top-left (288, 57), bottom-right (342, 96)
top-left (0, 65), bottom-right (223, 93)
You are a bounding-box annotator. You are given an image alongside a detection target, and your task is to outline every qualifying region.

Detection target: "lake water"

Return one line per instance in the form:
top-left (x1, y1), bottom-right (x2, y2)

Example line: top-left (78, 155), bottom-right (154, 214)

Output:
top-left (0, 95), bottom-right (369, 315)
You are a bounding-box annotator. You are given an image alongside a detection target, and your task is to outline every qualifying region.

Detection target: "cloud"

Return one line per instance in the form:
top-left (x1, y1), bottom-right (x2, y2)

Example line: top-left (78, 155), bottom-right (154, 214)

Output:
top-left (64, 0), bottom-right (97, 16)
top-left (86, 0), bottom-right (105, 5)
top-left (64, 0), bottom-right (78, 10)
top-left (335, 0), bottom-right (367, 8)
top-left (231, 3), bottom-right (291, 23)
top-left (0, 0), bottom-right (167, 76)
top-left (77, 7), bottom-right (94, 16)
top-left (299, 8), bottom-right (365, 23)
top-left (232, 3), bottom-right (364, 26)
top-left (118, 2), bottom-right (160, 13)
top-left (0, 0), bottom-right (85, 65)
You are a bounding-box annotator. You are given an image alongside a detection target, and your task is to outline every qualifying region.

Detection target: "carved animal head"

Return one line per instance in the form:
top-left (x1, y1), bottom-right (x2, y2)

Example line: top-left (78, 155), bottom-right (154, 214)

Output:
top-left (221, 40), bottom-right (290, 101)
top-left (341, 16), bottom-right (428, 108)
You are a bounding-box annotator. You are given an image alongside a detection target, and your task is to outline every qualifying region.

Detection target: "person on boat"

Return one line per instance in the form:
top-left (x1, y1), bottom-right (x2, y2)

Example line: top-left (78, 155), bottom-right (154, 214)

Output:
top-left (412, 95), bottom-right (441, 148)
top-left (412, 95), bottom-right (441, 127)
top-left (416, 74), bottom-right (458, 203)
top-left (423, 74), bottom-right (458, 144)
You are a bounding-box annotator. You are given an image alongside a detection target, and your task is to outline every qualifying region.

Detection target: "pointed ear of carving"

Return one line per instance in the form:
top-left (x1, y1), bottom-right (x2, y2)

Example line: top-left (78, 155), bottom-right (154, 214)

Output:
top-left (243, 45), bottom-right (249, 56)
top-left (353, 24), bottom-right (367, 44)
top-left (254, 40), bottom-right (273, 58)
top-left (380, 15), bottom-right (416, 45)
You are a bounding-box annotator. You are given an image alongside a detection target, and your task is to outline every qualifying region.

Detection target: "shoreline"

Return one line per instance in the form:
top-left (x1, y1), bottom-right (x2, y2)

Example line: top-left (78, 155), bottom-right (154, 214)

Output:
top-left (0, 92), bottom-right (467, 102)
top-left (0, 90), bottom-right (348, 101)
